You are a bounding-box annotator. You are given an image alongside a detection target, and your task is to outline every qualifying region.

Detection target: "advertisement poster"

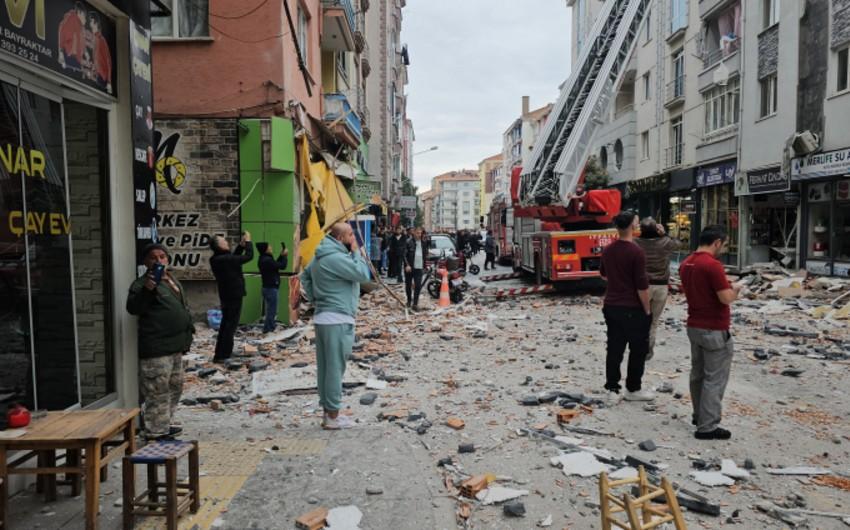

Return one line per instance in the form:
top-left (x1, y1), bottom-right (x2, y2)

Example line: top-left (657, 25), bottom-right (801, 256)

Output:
top-left (0, 0), bottom-right (117, 96)
top-left (130, 21), bottom-right (156, 271)
top-left (696, 161), bottom-right (737, 188)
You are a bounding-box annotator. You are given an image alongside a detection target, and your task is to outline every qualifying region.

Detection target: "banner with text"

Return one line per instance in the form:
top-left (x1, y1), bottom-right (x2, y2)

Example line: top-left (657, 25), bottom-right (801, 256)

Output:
top-left (130, 21), bottom-right (155, 273)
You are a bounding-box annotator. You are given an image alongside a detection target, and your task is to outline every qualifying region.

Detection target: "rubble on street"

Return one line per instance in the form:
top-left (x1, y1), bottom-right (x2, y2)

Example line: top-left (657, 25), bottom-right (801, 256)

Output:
top-left (165, 267), bottom-right (850, 530)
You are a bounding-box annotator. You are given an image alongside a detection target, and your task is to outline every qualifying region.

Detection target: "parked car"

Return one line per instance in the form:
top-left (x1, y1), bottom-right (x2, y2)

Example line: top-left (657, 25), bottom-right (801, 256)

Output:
top-left (427, 234), bottom-right (457, 260)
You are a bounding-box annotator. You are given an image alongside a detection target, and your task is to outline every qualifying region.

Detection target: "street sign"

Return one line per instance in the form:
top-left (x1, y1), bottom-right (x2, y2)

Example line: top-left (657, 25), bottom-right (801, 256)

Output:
top-left (399, 195), bottom-right (417, 209)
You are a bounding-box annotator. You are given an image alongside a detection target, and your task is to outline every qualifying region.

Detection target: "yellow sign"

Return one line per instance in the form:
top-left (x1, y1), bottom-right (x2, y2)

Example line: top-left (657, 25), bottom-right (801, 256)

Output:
top-left (8, 210), bottom-right (70, 236)
top-left (0, 144), bottom-right (46, 179)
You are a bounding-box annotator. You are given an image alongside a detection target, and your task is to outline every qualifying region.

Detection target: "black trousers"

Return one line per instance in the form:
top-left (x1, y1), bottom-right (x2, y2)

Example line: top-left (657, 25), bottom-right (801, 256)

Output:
top-left (389, 254), bottom-right (404, 281)
top-left (214, 297), bottom-right (243, 361)
top-left (404, 268), bottom-right (424, 306)
top-left (602, 305), bottom-right (650, 392)
top-left (484, 252), bottom-right (496, 269)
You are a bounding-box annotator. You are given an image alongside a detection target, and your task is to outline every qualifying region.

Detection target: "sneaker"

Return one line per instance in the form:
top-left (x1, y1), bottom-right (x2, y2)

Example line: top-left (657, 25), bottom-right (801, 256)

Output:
top-left (695, 427), bottom-right (732, 440)
top-left (623, 389), bottom-right (656, 401)
top-left (168, 426), bottom-right (183, 436)
top-left (322, 414), bottom-right (355, 430)
top-left (603, 390), bottom-right (621, 407)
top-left (145, 431), bottom-right (175, 441)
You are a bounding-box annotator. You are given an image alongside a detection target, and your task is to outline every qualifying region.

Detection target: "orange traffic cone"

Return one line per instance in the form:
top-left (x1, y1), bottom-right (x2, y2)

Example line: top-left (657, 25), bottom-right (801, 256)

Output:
top-left (438, 268), bottom-right (451, 308)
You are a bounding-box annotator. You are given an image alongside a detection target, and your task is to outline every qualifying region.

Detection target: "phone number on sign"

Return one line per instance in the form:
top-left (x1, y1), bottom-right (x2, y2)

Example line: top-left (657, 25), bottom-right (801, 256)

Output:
top-left (1, 40), bottom-right (41, 64)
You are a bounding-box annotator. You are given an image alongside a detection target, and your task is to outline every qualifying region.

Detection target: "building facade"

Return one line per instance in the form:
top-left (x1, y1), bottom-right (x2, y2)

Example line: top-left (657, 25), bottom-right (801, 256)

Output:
top-left (0, 0), bottom-right (155, 413)
top-left (364, 0), bottom-right (410, 208)
top-left (569, 0), bottom-right (850, 275)
top-left (429, 170), bottom-right (480, 232)
top-left (478, 153), bottom-right (503, 225)
top-left (418, 188), bottom-right (437, 232)
top-left (153, 0), bottom-right (369, 318)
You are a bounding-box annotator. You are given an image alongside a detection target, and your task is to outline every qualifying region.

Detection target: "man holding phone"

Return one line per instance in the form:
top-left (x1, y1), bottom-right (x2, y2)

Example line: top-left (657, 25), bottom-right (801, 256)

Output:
top-left (126, 243), bottom-right (194, 440)
top-left (210, 232), bottom-right (253, 362)
top-left (257, 242), bottom-right (289, 333)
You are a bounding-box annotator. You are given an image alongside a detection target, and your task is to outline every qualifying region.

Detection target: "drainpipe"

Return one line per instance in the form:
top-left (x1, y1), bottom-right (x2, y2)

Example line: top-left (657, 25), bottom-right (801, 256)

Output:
top-left (733, 0), bottom-right (747, 270)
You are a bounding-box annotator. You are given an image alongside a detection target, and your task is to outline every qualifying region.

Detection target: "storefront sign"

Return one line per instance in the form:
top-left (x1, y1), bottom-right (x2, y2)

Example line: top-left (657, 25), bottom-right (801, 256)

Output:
top-left (696, 161), bottom-right (737, 188)
top-left (0, 0), bottom-right (117, 96)
top-left (155, 211), bottom-right (219, 269)
top-left (791, 147), bottom-right (850, 181)
top-left (746, 166), bottom-right (789, 195)
top-left (627, 174), bottom-right (669, 195)
top-left (399, 195), bottom-right (417, 209)
top-left (783, 191), bottom-right (800, 206)
top-left (806, 260), bottom-right (831, 276)
top-left (130, 21), bottom-right (156, 270)
top-left (352, 178), bottom-right (381, 205)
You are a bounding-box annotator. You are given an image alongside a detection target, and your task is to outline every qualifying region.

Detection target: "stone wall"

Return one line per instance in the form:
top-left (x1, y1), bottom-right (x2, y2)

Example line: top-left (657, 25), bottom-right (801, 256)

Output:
top-left (758, 25), bottom-right (779, 80)
top-left (66, 102), bottom-right (110, 406)
top-left (832, 0), bottom-right (850, 49)
top-left (797, 0), bottom-right (829, 137)
top-left (153, 119), bottom-right (241, 281)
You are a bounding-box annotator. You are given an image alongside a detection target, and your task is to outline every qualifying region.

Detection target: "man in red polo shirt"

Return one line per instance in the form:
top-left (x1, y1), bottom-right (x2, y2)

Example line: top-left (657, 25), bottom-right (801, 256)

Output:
top-left (679, 225), bottom-right (740, 440)
top-left (600, 211), bottom-right (654, 404)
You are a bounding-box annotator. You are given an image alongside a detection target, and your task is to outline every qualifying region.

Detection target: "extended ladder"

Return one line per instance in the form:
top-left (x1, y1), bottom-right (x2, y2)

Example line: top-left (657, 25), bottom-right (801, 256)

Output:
top-left (520, 0), bottom-right (651, 207)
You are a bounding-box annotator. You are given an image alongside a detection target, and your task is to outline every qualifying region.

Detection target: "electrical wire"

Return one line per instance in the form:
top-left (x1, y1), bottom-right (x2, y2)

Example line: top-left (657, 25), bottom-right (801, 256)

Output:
top-left (208, 21), bottom-right (290, 44)
top-left (210, 0), bottom-right (269, 20)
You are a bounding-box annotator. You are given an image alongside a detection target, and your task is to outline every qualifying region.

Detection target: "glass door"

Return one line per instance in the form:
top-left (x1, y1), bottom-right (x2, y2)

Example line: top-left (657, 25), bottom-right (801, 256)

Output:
top-left (0, 77), bottom-right (80, 410)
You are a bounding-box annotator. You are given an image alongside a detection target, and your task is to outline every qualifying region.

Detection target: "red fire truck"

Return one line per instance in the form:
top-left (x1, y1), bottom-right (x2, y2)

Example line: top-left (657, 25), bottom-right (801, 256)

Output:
top-left (487, 194), bottom-right (514, 265)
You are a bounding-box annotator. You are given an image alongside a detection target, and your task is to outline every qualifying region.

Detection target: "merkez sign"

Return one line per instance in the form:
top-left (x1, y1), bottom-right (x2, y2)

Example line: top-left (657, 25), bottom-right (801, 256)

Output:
top-left (0, 0), bottom-right (117, 96)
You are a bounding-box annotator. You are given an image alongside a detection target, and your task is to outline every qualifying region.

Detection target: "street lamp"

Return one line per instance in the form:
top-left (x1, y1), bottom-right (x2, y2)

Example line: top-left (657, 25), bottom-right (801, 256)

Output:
top-left (413, 146), bottom-right (439, 157)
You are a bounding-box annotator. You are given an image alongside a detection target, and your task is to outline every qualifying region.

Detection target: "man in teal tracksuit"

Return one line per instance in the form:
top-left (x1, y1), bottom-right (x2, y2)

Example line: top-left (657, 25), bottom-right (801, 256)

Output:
top-left (300, 223), bottom-right (371, 429)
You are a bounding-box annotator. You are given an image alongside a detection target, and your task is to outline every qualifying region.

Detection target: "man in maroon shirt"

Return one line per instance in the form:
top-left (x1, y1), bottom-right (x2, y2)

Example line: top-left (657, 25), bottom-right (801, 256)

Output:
top-left (600, 211), bottom-right (654, 404)
top-left (679, 225), bottom-right (740, 440)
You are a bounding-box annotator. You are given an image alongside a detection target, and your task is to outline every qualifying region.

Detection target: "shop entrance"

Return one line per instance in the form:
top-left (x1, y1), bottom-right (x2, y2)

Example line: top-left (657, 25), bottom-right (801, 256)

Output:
top-left (746, 190), bottom-right (798, 266)
top-left (0, 72), bottom-right (112, 411)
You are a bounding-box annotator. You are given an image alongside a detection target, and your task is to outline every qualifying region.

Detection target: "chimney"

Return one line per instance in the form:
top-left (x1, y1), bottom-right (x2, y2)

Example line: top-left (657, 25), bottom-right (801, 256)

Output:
top-left (522, 96), bottom-right (530, 117)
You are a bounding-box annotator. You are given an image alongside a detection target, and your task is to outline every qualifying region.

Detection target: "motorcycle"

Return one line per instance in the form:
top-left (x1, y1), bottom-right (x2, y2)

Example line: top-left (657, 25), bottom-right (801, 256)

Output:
top-left (424, 253), bottom-right (470, 302)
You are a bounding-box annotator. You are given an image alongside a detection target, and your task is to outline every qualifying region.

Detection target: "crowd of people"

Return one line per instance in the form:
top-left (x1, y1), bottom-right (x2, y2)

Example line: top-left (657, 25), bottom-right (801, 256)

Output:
top-left (126, 212), bottom-right (739, 442)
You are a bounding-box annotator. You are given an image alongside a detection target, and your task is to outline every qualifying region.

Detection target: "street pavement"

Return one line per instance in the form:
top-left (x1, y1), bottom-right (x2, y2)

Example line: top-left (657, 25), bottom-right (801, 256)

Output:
top-left (7, 252), bottom-right (850, 529)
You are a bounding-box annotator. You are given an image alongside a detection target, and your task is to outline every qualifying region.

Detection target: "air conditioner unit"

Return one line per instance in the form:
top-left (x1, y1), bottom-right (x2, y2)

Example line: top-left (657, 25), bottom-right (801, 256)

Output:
top-left (792, 131), bottom-right (820, 156)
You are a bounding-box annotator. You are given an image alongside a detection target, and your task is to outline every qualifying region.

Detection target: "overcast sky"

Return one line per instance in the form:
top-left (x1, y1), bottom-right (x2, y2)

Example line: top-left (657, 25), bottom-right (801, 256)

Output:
top-left (403, 0), bottom-right (573, 192)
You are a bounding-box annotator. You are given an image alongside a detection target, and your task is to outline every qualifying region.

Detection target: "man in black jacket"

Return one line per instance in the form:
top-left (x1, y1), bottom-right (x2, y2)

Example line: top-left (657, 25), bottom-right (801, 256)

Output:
top-left (403, 227), bottom-right (428, 309)
top-left (257, 242), bottom-right (289, 333)
top-left (127, 243), bottom-right (194, 439)
top-left (388, 225), bottom-right (407, 283)
top-left (210, 232), bottom-right (253, 362)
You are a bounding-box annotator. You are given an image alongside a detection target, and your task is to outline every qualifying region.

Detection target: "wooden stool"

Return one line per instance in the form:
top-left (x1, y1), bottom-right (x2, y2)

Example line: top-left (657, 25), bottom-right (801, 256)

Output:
top-left (599, 466), bottom-right (687, 530)
top-left (122, 440), bottom-right (200, 530)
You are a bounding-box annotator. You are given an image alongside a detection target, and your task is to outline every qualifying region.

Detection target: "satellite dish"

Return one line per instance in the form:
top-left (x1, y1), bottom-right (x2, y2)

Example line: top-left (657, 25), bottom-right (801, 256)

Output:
top-left (713, 60), bottom-right (730, 86)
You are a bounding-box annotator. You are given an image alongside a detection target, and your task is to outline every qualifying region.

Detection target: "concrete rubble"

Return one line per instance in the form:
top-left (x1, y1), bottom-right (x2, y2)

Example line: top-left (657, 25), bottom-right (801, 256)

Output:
top-left (160, 261), bottom-right (850, 529)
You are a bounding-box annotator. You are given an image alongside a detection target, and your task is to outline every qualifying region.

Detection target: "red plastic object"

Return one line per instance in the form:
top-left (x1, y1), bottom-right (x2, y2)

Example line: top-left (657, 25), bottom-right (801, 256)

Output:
top-left (7, 404), bottom-right (31, 428)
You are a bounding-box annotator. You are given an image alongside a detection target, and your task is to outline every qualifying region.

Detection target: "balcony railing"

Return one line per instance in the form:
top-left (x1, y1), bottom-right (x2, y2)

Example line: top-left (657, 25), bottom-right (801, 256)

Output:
top-left (323, 93), bottom-right (362, 145)
top-left (702, 43), bottom-right (738, 69)
top-left (665, 75), bottom-right (685, 104)
top-left (664, 143), bottom-right (684, 169)
top-left (322, 0), bottom-right (356, 37)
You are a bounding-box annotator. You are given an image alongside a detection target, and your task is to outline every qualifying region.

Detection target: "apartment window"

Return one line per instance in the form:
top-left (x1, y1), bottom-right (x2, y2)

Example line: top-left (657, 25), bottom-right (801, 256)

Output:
top-left (614, 139), bottom-right (624, 169)
top-left (669, 116), bottom-right (683, 166)
top-left (645, 8), bottom-right (652, 43)
top-left (641, 132), bottom-right (650, 160)
top-left (703, 78), bottom-right (740, 134)
top-left (297, 6), bottom-right (310, 68)
top-left (838, 47), bottom-right (850, 93)
top-left (576, 0), bottom-right (587, 54)
top-left (600, 146), bottom-right (608, 169)
top-left (671, 49), bottom-right (685, 99)
top-left (643, 72), bottom-right (651, 101)
top-left (151, 0), bottom-right (209, 38)
top-left (759, 74), bottom-right (778, 118)
top-left (670, 0), bottom-right (687, 34)
top-left (763, 0), bottom-right (779, 29)
top-left (336, 52), bottom-right (349, 82)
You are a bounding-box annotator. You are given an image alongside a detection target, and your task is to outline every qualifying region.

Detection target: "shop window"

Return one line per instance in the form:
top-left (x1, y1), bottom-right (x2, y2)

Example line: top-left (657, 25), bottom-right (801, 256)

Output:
top-left (703, 78), bottom-right (740, 135)
top-left (837, 47), bottom-right (849, 93)
top-left (701, 185), bottom-right (739, 263)
top-left (152, 0), bottom-right (209, 38)
top-left (760, 74), bottom-right (778, 118)
top-left (807, 180), bottom-right (850, 271)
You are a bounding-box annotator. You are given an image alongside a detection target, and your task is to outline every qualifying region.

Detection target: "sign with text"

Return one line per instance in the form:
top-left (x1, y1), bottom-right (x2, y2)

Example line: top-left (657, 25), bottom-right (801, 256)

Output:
top-left (746, 166), bottom-right (789, 195)
top-left (130, 21), bottom-right (155, 271)
top-left (399, 195), bottom-right (417, 210)
top-left (791, 147), bottom-right (850, 180)
top-left (627, 174), bottom-right (669, 195)
top-left (0, 0), bottom-right (117, 96)
top-left (696, 161), bottom-right (737, 188)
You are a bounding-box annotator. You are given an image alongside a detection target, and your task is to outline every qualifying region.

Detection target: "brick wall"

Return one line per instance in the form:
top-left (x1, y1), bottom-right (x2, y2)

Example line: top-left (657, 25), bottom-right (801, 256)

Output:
top-left (66, 102), bottom-right (110, 405)
top-left (153, 119), bottom-right (241, 280)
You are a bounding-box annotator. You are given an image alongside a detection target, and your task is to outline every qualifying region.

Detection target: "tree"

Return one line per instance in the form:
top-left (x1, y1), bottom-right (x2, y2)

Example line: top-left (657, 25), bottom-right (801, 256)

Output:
top-left (583, 155), bottom-right (610, 190)
top-left (401, 173), bottom-right (424, 227)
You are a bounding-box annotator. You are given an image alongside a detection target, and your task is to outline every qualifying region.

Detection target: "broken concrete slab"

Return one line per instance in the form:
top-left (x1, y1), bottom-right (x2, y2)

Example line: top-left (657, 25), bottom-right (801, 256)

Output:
top-left (251, 366), bottom-right (369, 396)
top-left (255, 326), bottom-right (305, 344)
top-left (365, 378), bottom-right (387, 390)
top-left (754, 502), bottom-right (808, 527)
top-left (609, 467), bottom-right (639, 480)
top-left (325, 505), bottom-right (363, 530)
top-left (551, 452), bottom-right (612, 478)
top-left (475, 486), bottom-right (529, 505)
top-left (503, 500), bottom-right (526, 517)
top-left (720, 459), bottom-right (751, 479)
top-left (765, 466), bottom-right (831, 475)
top-left (689, 471), bottom-right (735, 487)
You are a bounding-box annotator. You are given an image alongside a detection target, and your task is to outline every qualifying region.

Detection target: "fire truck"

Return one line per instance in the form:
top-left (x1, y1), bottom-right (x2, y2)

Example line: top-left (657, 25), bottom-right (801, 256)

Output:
top-left (487, 192), bottom-right (514, 265)
top-left (511, 0), bottom-right (650, 284)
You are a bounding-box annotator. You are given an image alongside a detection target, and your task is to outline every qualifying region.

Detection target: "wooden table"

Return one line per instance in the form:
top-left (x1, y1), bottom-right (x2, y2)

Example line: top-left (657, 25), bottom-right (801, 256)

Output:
top-left (0, 408), bottom-right (139, 530)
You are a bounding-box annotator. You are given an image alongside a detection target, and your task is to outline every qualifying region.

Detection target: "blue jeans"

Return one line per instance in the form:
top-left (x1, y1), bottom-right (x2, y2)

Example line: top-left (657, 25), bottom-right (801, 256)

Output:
top-left (262, 287), bottom-right (279, 332)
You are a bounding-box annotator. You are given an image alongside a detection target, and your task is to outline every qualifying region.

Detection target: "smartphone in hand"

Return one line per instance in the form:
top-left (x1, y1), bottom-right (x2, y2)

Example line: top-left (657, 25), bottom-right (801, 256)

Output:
top-left (152, 263), bottom-right (165, 284)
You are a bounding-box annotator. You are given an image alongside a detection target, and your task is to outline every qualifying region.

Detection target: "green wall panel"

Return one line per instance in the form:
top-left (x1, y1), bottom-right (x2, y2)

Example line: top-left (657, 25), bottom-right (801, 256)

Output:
top-left (263, 171), bottom-right (299, 223)
top-left (240, 171), bottom-right (265, 223)
top-left (238, 120), bottom-right (262, 172)
top-left (241, 274), bottom-right (263, 325)
top-left (270, 117), bottom-right (296, 172)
